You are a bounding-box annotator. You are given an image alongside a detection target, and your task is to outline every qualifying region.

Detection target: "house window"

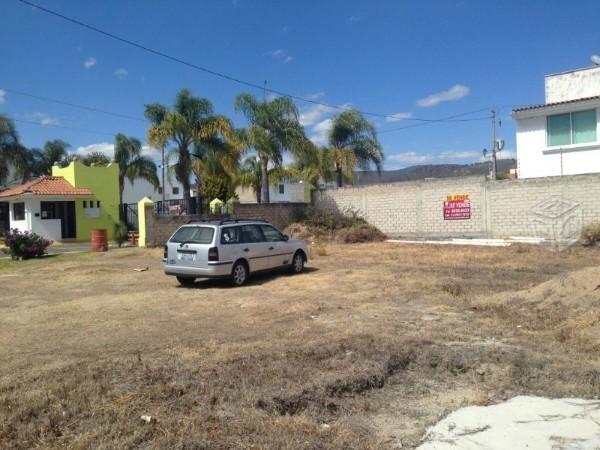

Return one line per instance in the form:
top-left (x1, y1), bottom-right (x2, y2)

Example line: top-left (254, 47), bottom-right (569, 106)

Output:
top-left (13, 202), bottom-right (25, 221)
top-left (96, 200), bottom-right (101, 208)
top-left (278, 184), bottom-right (285, 194)
top-left (158, 187), bottom-right (163, 194)
top-left (547, 109), bottom-right (597, 147)
top-left (40, 202), bottom-right (56, 219)
top-left (172, 187), bottom-right (179, 195)
top-left (83, 200), bottom-right (87, 208)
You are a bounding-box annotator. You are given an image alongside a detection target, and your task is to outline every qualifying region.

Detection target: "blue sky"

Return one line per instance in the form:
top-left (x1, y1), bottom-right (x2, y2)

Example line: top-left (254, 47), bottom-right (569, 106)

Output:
top-left (1, 0), bottom-right (599, 170)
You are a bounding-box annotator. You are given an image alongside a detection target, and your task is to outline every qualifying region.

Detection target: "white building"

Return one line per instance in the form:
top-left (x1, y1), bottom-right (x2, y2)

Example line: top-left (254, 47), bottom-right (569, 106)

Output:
top-left (512, 66), bottom-right (600, 178)
top-left (122, 173), bottom-right (186, 204)
top-left (236, 180), bottom-right (312, 204)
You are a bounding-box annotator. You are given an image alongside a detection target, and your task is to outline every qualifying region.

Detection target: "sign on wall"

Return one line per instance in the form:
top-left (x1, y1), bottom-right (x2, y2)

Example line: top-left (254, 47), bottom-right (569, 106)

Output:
top-left (444, 194), bottom-right (471, 220)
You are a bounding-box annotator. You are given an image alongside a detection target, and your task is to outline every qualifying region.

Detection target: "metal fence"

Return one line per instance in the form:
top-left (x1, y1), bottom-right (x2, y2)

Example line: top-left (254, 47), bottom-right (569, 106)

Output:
top-left (121, 203), bottom-right (139, 231)
top-left (153, 198), bottom-right (226, 216)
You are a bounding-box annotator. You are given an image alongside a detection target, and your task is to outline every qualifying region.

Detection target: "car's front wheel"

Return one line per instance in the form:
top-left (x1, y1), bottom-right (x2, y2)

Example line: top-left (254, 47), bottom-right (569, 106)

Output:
top-left (231, 261), bottom-right (248, 286)
top-left (176, 276), bottom-right (196, 286)
top-left (290, 251), bottom-right (305, 274)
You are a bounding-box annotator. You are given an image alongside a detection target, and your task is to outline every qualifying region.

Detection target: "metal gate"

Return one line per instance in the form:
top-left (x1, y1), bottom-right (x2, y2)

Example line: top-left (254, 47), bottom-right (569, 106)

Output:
top-left (122, 203), bottom-right (138, 231)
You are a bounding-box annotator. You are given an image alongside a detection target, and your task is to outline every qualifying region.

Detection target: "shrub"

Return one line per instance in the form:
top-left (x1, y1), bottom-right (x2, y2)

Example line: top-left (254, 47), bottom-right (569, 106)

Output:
top-left (3, 229), bottom-right (52, 259)
top-left (580, 223), bottom-right (600, 247)
top-left (302, 206), bottom-right (366, 231)
top-left (336, 224), bottom-right (386, 243)
top-left (114, 222), bottom-right (129, 248)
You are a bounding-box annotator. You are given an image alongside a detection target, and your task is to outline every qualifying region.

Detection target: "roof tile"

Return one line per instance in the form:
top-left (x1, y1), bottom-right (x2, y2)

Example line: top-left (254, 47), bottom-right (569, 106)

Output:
top-left (0, 176), bottom-right (93, 198)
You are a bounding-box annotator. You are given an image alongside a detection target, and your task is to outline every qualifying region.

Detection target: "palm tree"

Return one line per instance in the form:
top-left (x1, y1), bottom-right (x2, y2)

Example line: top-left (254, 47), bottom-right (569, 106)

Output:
top-left (0, 114), bottom-right (28, 186)
top-left (234, 93), bottom-right (308, 203)
top-left (328, 109), bottom-right (384, 187)
top-left (41, 140), bottom-right (70, 172)
top-left (236, 155), bottom-right (301, 203)
top-left (145, 89), bottom-right (235, 213)
top-left (113, 133), bottom-right (159, 210)
top-left (236, 156), bottom-right (262, 203)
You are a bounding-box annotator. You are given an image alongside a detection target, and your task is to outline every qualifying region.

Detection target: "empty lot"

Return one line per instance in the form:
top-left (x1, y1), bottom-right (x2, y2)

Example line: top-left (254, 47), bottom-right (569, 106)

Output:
top-left (1, 243), bottom-right (600, 449)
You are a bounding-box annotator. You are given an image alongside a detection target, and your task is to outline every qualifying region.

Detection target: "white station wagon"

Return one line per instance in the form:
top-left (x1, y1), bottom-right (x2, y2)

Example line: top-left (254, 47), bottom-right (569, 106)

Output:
top-left (163, 219), bottom-right (308, 286)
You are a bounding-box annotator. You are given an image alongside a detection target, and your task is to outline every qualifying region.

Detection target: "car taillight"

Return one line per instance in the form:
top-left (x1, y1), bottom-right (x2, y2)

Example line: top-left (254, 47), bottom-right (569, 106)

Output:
top-left (163, 245), bottom-right (168, 259)
top-left (208, 247), bottom-right (219, 262)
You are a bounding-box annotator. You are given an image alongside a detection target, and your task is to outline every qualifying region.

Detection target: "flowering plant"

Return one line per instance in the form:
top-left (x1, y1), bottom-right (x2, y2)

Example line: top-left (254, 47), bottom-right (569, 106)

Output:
top-left (3, 229), bottom-right (52, 259)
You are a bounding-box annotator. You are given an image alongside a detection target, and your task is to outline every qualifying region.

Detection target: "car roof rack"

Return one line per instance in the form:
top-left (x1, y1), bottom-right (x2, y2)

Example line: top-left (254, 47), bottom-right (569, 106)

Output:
top-left (218, 218), bottom-right (268, 225)
top-left (186, 218), bottom-right (214, 224)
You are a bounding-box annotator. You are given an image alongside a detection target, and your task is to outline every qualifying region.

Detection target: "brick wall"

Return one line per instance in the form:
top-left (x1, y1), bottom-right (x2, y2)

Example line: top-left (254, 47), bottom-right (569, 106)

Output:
top-left (315, 174), bottom-right (600, 240)
top-left (142, 202), bottom-right (308, 247)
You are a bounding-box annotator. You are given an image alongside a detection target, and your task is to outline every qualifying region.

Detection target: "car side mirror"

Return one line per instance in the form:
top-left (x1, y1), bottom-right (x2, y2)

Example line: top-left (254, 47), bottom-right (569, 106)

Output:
top-left (282, 234), bottom-right (289, 241)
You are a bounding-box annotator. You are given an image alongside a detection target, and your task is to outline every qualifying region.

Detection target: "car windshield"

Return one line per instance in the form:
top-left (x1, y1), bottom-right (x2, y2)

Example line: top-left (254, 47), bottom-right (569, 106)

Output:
top-left (170, 226), bottom-right (214, 244)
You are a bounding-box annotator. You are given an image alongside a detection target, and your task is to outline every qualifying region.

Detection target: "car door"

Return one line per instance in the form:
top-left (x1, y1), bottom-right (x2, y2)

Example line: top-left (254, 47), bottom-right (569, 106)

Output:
top-left (218, 225), bottom-right (243, 267)
top-left (259, 224), bottom-right (294, 269)
top-left (239, 224), bottom-right (269, 272)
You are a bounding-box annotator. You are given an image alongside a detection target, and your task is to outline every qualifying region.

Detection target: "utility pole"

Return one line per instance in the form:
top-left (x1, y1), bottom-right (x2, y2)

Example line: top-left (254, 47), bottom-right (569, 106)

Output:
top-left (491, 109), bottom-right (498, 180)
top-left (161, 144), bottom-right (165, 213)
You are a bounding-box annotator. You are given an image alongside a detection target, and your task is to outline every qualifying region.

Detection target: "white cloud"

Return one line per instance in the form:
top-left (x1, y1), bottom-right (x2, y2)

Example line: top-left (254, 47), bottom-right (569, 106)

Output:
top-left (299, 104), bottom-right (336, 127)
top-left (83, 57), bottom-right (97, 69)
top-left (417, 84), bottom-right (470, 107)
top-left (386, 149), bottom-right (483, 169)
top-left (591, 54), bottom-right (600, 65)
top-left (26, 112), bottom-right (59, 126)
top-left (268, 49), bottom-right (293, 64)
top-left (0, 89), bottom-right (5, 104)
top-left (114, 68), bottom-right (128, 79)
top-left (385, 112), bottom-right (413, 123)
top-left (75, 142), bottom-right (114, 159)
top-left (310, 118), bottom-right (333, 146)
top-left (305, 92), bottom-right (325, 101)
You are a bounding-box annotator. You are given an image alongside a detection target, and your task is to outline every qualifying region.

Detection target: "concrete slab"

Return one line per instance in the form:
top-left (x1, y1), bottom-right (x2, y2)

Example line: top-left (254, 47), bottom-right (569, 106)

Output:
top-left (417, 396), bottom-right (600, 450)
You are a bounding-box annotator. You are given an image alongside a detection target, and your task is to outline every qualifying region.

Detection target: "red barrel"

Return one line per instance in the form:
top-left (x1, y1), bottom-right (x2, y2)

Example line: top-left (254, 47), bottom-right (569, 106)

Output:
top-left (91, 229), bottom-right (108, 252)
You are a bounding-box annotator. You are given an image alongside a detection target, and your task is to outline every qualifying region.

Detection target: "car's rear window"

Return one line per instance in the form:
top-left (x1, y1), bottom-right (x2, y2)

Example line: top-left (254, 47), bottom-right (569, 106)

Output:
top-left (170, 226), bottom-right (214, 244)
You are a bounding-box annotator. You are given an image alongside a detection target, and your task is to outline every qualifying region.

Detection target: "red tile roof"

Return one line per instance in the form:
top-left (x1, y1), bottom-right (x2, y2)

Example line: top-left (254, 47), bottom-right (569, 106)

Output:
top-left (513, 95), bottom-right (600, 113)
top-left (0, 176), bottom-right (93, 198)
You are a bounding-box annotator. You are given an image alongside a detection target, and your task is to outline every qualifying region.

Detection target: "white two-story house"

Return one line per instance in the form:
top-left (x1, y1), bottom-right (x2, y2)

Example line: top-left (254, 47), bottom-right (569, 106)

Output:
top-left (512, 65), bottom-right (600, 178)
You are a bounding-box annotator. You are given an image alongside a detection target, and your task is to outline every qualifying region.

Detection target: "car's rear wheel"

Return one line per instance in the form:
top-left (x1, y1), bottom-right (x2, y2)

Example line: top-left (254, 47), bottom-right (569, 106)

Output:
top-left (290, 251), bottom-right (305, 274)
top-left (176, 276), bottom-right (196, 286)
top-left (231, 261), bottom-right (248, 286)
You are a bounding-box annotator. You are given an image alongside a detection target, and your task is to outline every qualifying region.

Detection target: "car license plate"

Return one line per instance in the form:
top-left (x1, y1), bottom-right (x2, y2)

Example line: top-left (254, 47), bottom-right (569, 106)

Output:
top-left (178, 253), bottom-right (195, 262)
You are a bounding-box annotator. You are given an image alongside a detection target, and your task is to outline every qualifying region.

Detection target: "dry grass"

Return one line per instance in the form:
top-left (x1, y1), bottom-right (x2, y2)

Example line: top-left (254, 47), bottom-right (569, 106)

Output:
top-left (2, 243), bottom-right (600, 449)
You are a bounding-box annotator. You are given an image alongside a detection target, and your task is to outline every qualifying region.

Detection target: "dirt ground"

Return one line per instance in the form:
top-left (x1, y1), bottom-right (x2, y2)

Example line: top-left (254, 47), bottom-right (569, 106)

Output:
top-left (1, 242), bottom-right (600, 449)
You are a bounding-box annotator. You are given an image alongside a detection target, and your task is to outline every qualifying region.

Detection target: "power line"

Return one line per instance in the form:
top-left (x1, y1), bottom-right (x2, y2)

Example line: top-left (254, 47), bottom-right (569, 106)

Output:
top-left (16, 0), bottom-right (490, 125)
top-left (13, 118), bottom-right (116, 137)
top-left (378, 108), bottom-right (492, 134)
top-left (3, 88), bottom-right (146, 122)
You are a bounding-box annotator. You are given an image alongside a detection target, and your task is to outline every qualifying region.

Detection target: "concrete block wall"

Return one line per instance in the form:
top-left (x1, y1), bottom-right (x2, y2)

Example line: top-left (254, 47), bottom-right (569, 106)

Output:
top-left (142, 202), bottom-right (307, 247)
top-left (316, 174), bottom-right (600, 240)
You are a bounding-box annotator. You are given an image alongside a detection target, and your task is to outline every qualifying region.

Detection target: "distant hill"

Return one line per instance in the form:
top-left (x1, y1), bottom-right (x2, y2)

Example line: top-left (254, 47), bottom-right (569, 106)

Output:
top-left (353, 159), bottom-right (516, 185)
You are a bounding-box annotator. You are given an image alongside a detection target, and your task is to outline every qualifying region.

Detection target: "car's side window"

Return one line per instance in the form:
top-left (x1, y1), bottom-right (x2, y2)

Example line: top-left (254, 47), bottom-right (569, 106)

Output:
top-left (240, 225), bottom-right (265, 243)
top-left (221, 226), bottom-right (241, 244)
top-left (260, 225), bottom-right (284, 242)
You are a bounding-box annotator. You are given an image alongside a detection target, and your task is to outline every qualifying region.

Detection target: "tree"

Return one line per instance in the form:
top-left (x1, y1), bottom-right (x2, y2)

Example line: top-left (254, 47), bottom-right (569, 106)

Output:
top-left (80, 151), bottom-right (110, 167)
top-left (0, 114), bottom-right (28, 186)
top-left (145, 89), bottom-right (235, 213)
top-left (188, 129), bottom-right (243, 211)
top-left (236, 156), bottom-right (262, 203)
top-left (113, 133), bottom-right (159, 209)
top-left (236, 155), bottom-right (300, 203)
top-left (328, 109), bottom-right (384, 187)
top-left (234, 93), bottom-right (308, 203)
